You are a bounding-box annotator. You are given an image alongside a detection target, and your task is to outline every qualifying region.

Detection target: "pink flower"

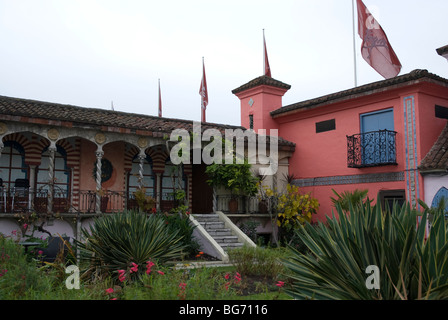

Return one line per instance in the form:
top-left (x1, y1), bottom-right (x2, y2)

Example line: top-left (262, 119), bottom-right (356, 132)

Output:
top-left (105, 288), bottom-right (114, 294)
top-left (276, 281), bottom-right (285, 288)
top-left (130, 262), bottom-right (138, 273)
top-left (118, 270), bottom-right (126, 282)
top-left (23, 224), bottom-right (28, 230)
top-left (234, 272), bottom-right (242, 284)
top-left (224, 273), bottom-right (230, 280)
top-left (38, 250), bottom-right (44, 255)
top-left (146, 261), bottom-right (155, 275)
top-left (157, 270), bottom-right (165, 275)
top-left (178, 282), bottom-right (187, 300)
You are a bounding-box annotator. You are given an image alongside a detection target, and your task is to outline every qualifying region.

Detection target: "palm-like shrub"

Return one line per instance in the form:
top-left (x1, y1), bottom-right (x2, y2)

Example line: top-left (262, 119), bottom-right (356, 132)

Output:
top-left (283, 200), bottom-right (448, 300)
top-left (77, 211), bottom-right (187, 279)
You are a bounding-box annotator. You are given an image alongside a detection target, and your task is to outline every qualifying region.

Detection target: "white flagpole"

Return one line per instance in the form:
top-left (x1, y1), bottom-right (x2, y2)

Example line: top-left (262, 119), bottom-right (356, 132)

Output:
top-left (352, 0), bottom-right (358, 87)
top-left (263, 29), bottom-right (266, 76)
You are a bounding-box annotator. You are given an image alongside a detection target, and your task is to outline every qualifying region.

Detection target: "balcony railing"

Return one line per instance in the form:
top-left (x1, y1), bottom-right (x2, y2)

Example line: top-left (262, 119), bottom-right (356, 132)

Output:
top-left (347, 130), bottom-right (397, 168)
top-left (216, 195), bottom-right (274, 214)
top-left (0, 188), bottom-right (178, 215)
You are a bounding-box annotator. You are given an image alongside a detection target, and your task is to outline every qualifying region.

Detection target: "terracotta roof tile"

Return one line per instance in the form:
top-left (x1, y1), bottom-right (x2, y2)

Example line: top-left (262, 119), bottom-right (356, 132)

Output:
top-left (271, 69), bottom-right (448, 117)
top-left (419, 123), bottom-right (448, 173)
top-left (232, 75), bottom-right (291, 95)
top-left (0, 95), bottom-right (295, 148)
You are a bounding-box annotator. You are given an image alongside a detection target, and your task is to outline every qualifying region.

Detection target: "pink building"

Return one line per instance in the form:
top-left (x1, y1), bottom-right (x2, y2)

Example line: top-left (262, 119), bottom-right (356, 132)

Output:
top-left (234, 69), bottom-right (448, 221)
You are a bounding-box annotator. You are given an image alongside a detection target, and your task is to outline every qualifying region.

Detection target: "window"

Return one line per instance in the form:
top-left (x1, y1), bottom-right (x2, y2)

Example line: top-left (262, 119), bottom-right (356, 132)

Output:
top-left (37, 146), bottom-right (70, 197)
top-left (249, 115), bottom-right (254, 130)
top-left (0, 141), bottom-right (28, 190)
top-left (435, 105), bottom-right (448, 119)
top-left (316, 119), bottom-right (336, 133)
top-left (127, 155), bottom-right (155, 197)
top-left (379, 190), bottom-right (406, 211)
top-left (162, 161), bottom-right (185, 201)
top-left (348, 109), bottom-right (397, 168)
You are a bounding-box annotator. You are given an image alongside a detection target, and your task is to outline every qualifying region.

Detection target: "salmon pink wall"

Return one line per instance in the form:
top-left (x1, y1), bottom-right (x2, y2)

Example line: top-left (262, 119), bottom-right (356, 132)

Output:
top-left (275, 86), bottom-right (448, 221)
top-left (79, 140), bottom-right (126, 192)
top-left (237, 85), bottom-right (288, 132)
top-left (277, 95), bottom-right (406, 179)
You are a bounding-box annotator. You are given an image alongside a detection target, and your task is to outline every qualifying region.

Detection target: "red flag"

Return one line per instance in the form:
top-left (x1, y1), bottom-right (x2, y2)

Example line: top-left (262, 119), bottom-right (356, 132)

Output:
top-left (158, 79), bottom-right (162, 117)
top-left (199, 58), bottom-right (208, 122)
top-left (356, 0), bottom-right (401, 79)
top-left (263, 30), bottom-right (271, 77)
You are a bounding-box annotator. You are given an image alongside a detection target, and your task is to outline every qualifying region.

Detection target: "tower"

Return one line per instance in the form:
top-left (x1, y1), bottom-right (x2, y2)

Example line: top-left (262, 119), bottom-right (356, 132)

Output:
top-left (232, 76), bottom-right (291, 132)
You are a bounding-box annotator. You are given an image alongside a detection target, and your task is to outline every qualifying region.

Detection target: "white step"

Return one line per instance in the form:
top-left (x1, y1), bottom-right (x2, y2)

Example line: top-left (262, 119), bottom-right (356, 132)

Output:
top-left (193, 213), bottom-right (245, 251)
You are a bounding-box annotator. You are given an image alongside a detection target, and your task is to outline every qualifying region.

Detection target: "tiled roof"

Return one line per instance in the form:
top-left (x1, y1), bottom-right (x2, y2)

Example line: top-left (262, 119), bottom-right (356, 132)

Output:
top-left (419, 123), bottom-right (448, 173)
top-left (232, 75), bottom-right (291, 95)
top-left (0, 95), bottom-right (295, 148)
top-left (271, 69), bottom-right (448, 117)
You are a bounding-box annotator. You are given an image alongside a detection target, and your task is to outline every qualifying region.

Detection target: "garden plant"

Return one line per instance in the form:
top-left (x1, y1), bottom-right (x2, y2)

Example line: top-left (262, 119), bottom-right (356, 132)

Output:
top-left (284, 198), bottom-right (448, 300)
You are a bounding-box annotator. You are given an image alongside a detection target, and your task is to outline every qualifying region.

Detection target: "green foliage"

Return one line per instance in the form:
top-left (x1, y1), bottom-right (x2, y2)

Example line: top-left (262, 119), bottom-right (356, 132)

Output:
top-left (123, 266), bottom-right (237, 300)
top-left (283, 199), bottom-right (448, 300)
top-left (228, 246), bottom-right (288, 278)
top-left (76, 211), bottom-right (187, 281)
top-left (133, 187), bottom-right (156, 213)
top-left (330, 188), bottom-right (372, 212)
top-left (163, 213), bottom-right (200, 257)
top-left (276, 184), bottom-right (319, 228)
top-left (205, 159), bottom-right (258, 197)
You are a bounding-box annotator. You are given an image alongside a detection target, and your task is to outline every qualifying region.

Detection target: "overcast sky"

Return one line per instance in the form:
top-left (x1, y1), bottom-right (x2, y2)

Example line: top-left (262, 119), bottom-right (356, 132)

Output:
top-left (0, 0), bottom-right (447, 126)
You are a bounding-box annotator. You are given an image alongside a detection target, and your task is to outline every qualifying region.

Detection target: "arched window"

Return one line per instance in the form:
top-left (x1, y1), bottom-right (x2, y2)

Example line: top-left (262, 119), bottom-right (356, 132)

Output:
top-left (161, 160), bottom-right (185, 202)
top-left (128, 155), bottom-right (155, 197)
top-left (37, 146), bottom-right (70, 197)
top-left (431, 187), bottom-right (448, 213)
top-left (0, 141), bottom-right (28, 190)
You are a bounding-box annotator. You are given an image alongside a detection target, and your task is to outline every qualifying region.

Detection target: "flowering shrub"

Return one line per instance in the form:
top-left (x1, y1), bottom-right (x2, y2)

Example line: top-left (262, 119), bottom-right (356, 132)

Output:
top-left (277, 184), bottom-right (319, 228)
top-left (258, 184), bottom-right (319, 229)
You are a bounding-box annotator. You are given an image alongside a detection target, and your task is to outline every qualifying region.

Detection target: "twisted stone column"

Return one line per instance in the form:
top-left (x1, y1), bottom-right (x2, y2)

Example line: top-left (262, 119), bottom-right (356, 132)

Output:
top-left (95, 150), bottom-right (104, 213)
top-left (47, 145), bottom-right (57, 214)
top-left (138, 154), bottom-right (146, 189)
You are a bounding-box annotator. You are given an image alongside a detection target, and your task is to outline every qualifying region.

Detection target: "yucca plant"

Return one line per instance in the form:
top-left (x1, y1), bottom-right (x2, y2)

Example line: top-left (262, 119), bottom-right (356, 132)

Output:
top-left (283, 198), bottom-right (448, 300)
top-left (76, 211), bottom-right (187, 280)
top-left (330, 188), bottom-right (372, 212)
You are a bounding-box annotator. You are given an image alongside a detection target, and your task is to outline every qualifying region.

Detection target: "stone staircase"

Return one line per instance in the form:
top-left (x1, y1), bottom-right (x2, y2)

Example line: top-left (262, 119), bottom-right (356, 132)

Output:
top-left (193, 214), bottom-right (245, 251)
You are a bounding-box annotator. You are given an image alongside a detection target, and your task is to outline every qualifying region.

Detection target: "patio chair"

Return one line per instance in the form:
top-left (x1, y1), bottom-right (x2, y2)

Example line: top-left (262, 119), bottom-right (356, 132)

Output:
top-left (11, 178), bottom-right (30, 212)
top-left (36, 236), bottom-right (70, 263)
top-left (0, 178), bottom-right (6, 213)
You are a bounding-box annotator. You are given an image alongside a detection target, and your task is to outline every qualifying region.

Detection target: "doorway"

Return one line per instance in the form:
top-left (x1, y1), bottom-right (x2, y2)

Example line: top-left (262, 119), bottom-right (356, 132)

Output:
top-left (192, 163), bottom-right (214, 214)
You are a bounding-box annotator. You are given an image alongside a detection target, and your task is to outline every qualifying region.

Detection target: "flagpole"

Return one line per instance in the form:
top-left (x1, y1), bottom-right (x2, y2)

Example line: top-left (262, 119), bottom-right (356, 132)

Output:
top-left (352, 0), bottom-right (358, 87)
top-left (158, 78), bottom-right (162, 117)
top-left (263, 29), bottom-right (265, 76)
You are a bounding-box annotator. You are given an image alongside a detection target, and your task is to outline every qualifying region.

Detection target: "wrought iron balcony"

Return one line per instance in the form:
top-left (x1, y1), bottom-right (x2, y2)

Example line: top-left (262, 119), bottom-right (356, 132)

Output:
top-left (347, 130), bottom-right (397, 168)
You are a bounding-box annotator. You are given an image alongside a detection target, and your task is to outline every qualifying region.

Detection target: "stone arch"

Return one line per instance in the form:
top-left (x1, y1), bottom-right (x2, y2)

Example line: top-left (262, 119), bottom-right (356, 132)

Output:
top-left (146, 145), bottom-right (170, 174)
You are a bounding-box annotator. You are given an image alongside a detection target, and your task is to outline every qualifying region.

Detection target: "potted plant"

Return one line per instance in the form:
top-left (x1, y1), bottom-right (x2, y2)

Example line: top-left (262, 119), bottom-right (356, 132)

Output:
top-left (206, 159), bottom-right (258, 213)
